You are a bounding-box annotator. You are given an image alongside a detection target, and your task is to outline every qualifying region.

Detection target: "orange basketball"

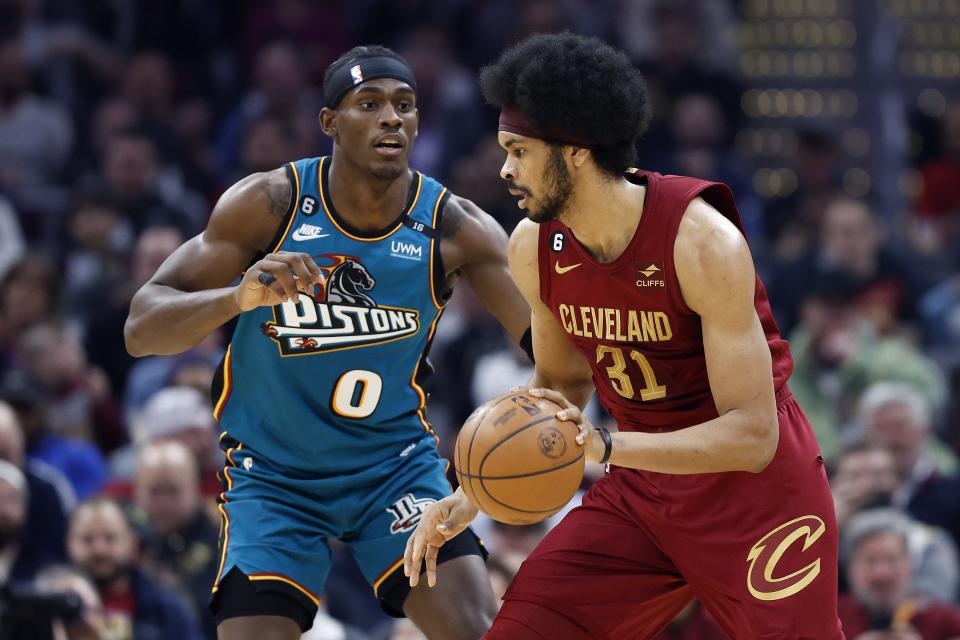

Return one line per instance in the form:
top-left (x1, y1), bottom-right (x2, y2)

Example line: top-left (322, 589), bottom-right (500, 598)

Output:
top-left (454, 391), bottom-right (585, 525)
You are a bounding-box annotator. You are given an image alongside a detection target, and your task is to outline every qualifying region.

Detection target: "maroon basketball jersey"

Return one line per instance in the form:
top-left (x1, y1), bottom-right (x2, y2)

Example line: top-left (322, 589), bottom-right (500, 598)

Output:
top-left (537, 170), bottom-right (792, 433)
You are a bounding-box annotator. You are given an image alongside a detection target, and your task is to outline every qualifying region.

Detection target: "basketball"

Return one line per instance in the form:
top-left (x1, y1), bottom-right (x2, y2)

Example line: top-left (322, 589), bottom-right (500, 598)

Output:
top-left (454, 391), bottom-right (585, 525)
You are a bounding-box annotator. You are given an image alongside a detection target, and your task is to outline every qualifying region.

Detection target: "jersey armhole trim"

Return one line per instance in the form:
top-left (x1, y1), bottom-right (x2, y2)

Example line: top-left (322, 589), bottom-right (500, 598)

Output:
top-left (429, 188), bottom-right (452, 310)
top-left (537, 223), bottom-right (553, 306)
top-left (266, 162), bottom-right (301, 254)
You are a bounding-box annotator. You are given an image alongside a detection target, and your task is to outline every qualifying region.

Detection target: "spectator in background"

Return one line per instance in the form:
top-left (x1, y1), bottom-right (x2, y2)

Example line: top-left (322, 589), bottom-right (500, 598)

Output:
top-left (0, 195), bottom-right (24, 279)
top-left (64, 191), bottom-right (134, 327)
top-left (86, 224), bottom-right (185, 397)
top-left (398, 24), bottom-right (483, 181)
top-left (18, 321), bottom-right (125, 453)
top-left (134, 441), bottom-right (219, 639)
top-left (234, 114), bottom-right (297, 185)
top-left (771, 198), bottom-right (924, 336)
top-left (216, 40), bottom-right (323, 180)
top-left (109, 387), bottom-right (220, 498)
top-left (833, 443), bottom-right (901, 528)
top-left (0, 459), bottom-right (29, 584)
top-left (912, 101), bottom-right (960, 261)
top-left (839, 509), bottom-right (960, 639)
top-left (764, 124), bottom-right (843, 261)
top-left (0, 37), bottom-right (74, 228)
top-left (1, 372), bottom-right (107, 499)
top-left (788, 281), bottom-right (946, 461)
top-left (0, 256), bottom-right (59, 374)
top-left (33, 564), bottom-right (108, 640)
top-left (67, 497), bottom-right (204, 640)
top-left (861, 383), bottom-right (960, 548)
top-left (86, 96), bottom-right (139, 171)
top-left (0, 401), bottom-right (72, 582)
top-left (97, 130), bottom-right (205, 235)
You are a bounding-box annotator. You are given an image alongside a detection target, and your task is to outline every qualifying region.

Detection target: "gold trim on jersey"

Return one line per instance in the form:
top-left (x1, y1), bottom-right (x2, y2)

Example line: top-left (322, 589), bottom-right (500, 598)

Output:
top-left (428, 187), bottom-right (448, 310)
top-left (269, 162), bottom-right (302, 253)
top-left (318, 156), bottom-right (423, 242)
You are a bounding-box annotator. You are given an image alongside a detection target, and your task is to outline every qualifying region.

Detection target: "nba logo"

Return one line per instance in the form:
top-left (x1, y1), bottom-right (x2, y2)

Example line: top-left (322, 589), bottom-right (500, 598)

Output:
top-left (350, 64), bottom-right (363, 85)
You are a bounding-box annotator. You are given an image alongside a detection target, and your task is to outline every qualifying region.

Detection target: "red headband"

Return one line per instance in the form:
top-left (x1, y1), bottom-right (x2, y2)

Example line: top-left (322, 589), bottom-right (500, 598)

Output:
top-left (498, 106), bottom-right (592, 147)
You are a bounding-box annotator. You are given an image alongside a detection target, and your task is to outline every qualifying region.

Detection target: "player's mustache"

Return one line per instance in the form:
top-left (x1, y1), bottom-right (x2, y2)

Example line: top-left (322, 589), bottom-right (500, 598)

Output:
top-left (508, 181), bottom-right (530, 195)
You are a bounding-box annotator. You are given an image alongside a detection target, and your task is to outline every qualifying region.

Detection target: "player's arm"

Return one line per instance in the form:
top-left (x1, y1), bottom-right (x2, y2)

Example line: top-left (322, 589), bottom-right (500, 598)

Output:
top-left (124, 169), bottom-right (323, 356)
top-left (589, 198), bottom-right (779, 473)
top-left (508, 219), bottom-right (595, 408)
top-left (440, 196), bottom-right (531, 343)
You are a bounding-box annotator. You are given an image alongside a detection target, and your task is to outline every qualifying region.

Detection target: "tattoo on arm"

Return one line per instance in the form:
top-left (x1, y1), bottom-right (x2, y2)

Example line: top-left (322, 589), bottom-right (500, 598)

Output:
top-left (260, 175), bottom-right (292, 219)
top-left (441, 202), bottom-right (465, 239)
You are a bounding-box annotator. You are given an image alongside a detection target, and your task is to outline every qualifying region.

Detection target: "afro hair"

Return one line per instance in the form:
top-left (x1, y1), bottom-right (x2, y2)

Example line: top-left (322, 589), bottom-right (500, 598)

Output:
top-left (480, 33), bottom-right (651, 177)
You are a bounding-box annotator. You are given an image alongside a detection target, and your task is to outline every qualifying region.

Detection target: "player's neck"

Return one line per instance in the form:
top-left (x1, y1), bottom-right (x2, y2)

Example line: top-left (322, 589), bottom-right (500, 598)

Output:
top-left (327, 155), bottom-right (414, 231)
top-left (560, 177), bottom-right (645, 264)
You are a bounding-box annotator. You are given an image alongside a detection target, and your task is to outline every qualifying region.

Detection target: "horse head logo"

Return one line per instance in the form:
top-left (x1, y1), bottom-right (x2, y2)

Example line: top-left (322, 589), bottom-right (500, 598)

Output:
top-left (326, 259), bottom-right (376, 307)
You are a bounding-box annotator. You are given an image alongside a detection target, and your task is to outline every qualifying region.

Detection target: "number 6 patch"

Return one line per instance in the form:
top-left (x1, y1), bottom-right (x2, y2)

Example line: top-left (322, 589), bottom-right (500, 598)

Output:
top-left (300, 196), bottom-right (318, 216)
top-left (551, 232), bottom-right (565, 252)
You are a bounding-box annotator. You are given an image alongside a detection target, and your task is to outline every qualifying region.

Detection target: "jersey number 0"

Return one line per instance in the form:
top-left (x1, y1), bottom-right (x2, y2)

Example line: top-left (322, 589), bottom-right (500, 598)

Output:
top-left (331, 370), bottom-right (384, 418)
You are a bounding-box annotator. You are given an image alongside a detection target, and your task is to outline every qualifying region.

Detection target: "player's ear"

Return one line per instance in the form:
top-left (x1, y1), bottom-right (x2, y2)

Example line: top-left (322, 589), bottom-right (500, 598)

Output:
top-left (569, 146), bottom-right (591, 168)
top-left (319, 108), bottom-right (337, 139)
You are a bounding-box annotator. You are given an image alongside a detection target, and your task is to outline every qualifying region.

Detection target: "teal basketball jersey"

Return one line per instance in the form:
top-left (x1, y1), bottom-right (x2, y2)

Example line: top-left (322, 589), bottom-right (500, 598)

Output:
top-left (214, 157), bottom-right (449, 474)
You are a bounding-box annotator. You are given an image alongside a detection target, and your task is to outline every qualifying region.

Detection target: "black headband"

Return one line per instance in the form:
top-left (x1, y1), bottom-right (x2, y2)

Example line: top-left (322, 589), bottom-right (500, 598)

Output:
top-left (323, 56), bottom-right (418, 109)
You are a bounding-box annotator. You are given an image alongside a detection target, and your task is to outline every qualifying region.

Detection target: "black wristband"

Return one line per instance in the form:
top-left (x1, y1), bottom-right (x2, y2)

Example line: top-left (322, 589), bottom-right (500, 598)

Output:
top-left (598, 427), bottom-right (612, 465)
top-left (519, 326), bottom-right (534, 363)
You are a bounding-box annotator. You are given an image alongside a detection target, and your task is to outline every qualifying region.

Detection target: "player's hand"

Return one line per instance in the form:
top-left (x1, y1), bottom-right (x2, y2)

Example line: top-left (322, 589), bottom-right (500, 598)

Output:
top-left (403, 489), bottom-right (478, 588)
top-left (234, 252), bottom-right (324, 312)
top-left (527, 387), bottom-right (605, 464)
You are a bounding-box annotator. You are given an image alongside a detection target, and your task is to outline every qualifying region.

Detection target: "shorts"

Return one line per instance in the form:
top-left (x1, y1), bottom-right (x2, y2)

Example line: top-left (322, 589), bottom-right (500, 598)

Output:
top-left (209, 432), bottom-right (485, 630)
top-left (485, 390), bottom-right (845, 639)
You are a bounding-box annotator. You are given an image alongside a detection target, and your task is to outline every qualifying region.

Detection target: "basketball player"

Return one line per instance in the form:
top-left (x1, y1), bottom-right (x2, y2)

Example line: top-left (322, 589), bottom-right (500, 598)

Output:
top-left (124, 46), bottom-right (530, 639)
top-left (404, 34), bottom-right (845, 639)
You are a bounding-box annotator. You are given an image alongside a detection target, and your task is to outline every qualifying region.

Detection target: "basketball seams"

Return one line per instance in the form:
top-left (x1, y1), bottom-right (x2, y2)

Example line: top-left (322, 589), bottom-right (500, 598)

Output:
top-left (463, 393), bottom-right (517, 511)
top-left (456, 451), bottom-right (584, 481)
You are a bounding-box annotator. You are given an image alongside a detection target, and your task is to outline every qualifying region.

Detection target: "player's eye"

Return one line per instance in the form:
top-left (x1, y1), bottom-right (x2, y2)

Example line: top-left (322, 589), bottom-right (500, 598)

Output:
top-left (513, 148), bottom-right (525, 158)
top-left (398, 102), bottom-right (412, 112)
top-left (359, 101), bottom-right (376, 110)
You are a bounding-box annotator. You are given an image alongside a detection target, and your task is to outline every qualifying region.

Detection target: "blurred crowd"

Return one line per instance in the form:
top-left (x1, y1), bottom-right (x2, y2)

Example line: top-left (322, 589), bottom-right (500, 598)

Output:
top-left (0, 0), bottom-right (959, 639)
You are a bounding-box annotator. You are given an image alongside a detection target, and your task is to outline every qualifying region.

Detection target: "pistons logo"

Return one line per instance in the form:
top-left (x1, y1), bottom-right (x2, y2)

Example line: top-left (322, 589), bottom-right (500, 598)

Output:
top-left (386, 493), bottom-right (436, 534)
top-left (261, 255), bottom-right (420, 355)
top-left (746, 515), bottom-right (826, 601)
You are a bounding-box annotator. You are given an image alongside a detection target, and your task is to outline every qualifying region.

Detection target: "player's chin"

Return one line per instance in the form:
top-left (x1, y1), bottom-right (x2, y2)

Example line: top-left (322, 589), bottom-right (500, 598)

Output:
top-left (368, 157), bottom-right (407, 180)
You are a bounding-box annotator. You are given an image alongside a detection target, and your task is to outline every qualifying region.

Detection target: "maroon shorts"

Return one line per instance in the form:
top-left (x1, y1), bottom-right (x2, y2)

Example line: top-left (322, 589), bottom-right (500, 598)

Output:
top-left (484, 392), bottom-right (845, 639)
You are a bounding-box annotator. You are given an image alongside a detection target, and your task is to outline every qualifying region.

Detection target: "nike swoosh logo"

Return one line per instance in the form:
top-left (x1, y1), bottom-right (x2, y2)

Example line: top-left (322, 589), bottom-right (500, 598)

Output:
top-left (554, 261), bottom-right (582, 274)
top-left (292, 230), bottom-right (330, 241)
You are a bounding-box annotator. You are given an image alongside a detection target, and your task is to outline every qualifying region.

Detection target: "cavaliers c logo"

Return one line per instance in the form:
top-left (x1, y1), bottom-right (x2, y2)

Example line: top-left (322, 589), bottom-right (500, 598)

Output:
top-left (746, 515), bottom-right (826, 601)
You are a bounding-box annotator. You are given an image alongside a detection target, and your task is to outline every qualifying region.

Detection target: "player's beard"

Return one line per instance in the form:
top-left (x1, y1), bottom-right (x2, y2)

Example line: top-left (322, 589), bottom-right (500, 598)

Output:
top-left (369, 159), bottom-right (406, 181)
top-left (527, 145), bottom-right (572, 224)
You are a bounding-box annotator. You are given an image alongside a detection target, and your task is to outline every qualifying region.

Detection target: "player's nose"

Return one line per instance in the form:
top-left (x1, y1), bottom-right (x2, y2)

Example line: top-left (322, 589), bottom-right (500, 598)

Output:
top-left (379, 103), bottom-right (402, 128)
top-left (500, 157), bottom-right (515, 181)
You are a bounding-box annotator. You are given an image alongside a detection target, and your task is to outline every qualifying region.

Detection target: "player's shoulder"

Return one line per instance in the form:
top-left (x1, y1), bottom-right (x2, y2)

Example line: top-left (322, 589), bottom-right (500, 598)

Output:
top-left (207, 166), bottom-right (294, 250)
top-left (507, 218), bottom-right (538, 262)
top-left (676, 196), bottom-right (747, 262)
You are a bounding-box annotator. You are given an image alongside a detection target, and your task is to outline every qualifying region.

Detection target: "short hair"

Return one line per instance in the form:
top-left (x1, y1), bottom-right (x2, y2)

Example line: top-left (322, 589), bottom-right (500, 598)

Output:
top-left (841, 508), bottom-right (911, 567)
top-left (479, 33), bottom-right (651, 177)
top-left (71, 495), bottom-right (132, 532)
top-left (859, 382), bottom-right (931, 429)
top-left (323, 45), bottom-right (409, 105)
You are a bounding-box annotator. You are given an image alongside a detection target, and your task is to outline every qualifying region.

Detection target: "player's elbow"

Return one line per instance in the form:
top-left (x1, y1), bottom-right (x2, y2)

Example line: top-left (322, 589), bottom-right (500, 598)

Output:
top-left (123, 317), bottom-right (149, 357)
top-left (745, 415), bottom-right (779, 473)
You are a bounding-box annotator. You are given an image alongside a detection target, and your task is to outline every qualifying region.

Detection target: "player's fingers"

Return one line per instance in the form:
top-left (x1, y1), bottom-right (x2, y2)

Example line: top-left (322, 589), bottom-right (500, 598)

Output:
top-left (300, 253), bottom-right (325, 284)
top-left (251, 269), bottom-right (286, 302)
top-left (528, 387), bottom-right (575, 410)
top-left (403, 530), bottom-right (416, 577)
top-left (408, 535), bottom-right (425, 587)
top-left (425, 544), bottom-right (440, 588)
top-left (556, 406), bottom-right (583, 424)
top-left (259, 259), bottom-right (300, 301)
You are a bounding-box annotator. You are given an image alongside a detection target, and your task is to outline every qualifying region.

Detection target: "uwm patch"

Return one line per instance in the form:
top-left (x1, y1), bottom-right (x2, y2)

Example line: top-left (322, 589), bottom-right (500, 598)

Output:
top-left (261, 255), bottom-right (420, 355)
top-left (387, 493), bottom-right (437, 534)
